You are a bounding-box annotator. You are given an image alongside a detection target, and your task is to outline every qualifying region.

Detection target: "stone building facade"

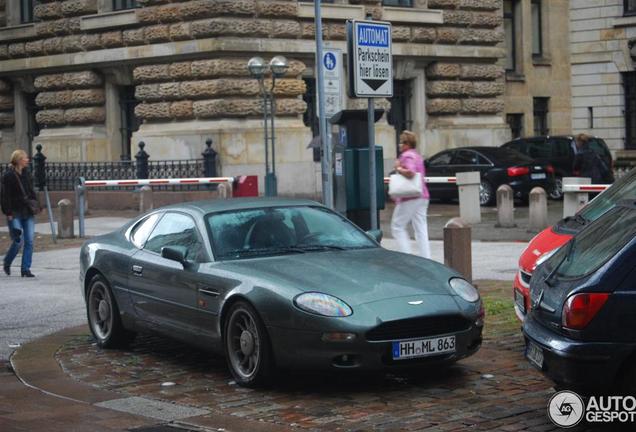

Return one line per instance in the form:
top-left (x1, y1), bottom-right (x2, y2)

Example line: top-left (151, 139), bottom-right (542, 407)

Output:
top-left (0, 0), bottom-right (507, 197)
top-left (503, 0), bottom-right (571, 140)
top-left (570, 0), bottom-right (636, 164)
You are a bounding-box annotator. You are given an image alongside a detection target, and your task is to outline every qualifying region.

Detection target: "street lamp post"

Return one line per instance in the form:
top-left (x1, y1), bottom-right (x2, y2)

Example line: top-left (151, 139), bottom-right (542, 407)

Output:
top-left (248, 55), bottom-right (289, 197)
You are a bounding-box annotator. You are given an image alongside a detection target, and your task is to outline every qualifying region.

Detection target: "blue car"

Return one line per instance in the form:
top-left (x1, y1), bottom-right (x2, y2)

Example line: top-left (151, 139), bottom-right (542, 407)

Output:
top-left (523, 200), bottom-right (636, 393)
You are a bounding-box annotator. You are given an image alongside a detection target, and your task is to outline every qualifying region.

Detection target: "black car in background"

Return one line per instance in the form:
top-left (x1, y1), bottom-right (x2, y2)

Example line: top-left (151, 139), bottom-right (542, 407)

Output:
top-left (523, 200), bottom-right (636, 394)
top-left (501, 135), bottom-right (614, 199)
top-left (425, 146), bottom-right (555, 206)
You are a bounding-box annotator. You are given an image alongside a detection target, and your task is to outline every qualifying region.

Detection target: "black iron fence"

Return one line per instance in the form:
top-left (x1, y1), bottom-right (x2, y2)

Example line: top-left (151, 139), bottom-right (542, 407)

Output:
top-left (1, 140), bottom-right (219, 191)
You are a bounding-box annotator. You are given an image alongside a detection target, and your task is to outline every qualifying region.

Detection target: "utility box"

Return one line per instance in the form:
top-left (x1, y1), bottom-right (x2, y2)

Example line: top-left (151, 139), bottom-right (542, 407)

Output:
top-left (233, 175), bottom-right (258, 197)
top-left (330, 109), bottom-right (385, 230)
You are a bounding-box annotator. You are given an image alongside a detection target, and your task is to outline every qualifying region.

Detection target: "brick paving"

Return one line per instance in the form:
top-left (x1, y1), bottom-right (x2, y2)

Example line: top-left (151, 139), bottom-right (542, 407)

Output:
top-left (55, 281), bottom-right (614, 432)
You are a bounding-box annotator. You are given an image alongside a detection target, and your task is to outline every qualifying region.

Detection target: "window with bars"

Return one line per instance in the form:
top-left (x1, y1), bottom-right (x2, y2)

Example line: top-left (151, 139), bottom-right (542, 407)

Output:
top-left (382, 0), bottom-right (414, 6)
top-left (113, 0), bottom-right (138, 10)
top-left (625, 0), bottom-right (636, 16)
top-left (533, 97), bottom-right (549, 136)
top-left (624, 72), bottom-right (636, 149)
top-left (504, 0), bottom-right (516, 71)
top-left (20, 0), bottom-right (38, 24)
top-left (531, 0), bottom-right (543, 58)
top-left (506, 114), bottom-right (524, 139)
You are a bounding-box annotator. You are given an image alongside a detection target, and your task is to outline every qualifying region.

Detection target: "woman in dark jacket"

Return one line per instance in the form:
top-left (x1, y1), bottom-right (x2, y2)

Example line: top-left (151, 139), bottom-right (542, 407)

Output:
top-left (1, 150), bottom-right (37, 277)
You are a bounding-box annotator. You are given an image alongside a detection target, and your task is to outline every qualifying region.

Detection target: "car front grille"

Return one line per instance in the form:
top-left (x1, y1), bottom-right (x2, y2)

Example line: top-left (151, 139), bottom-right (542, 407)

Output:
top-left (365, 315), bottom-right (472, 342)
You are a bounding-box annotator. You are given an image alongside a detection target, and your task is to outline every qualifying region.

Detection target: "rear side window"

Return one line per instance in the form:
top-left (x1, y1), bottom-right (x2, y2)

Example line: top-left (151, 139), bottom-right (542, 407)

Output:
top-left (429, 151), bottom-right (453, 166)
top-left (548, 138), bottom-right (572, 158)
top-left (452, 150), bottom-right (481, 165)
top-left (528, 139), bottom-right (550, 158)
top-left (130, 213), bottom-right (161, 249)
top-left (504, 141), bottom-right (527, 154)
top-left (588, 138), bottom-right (611, 160)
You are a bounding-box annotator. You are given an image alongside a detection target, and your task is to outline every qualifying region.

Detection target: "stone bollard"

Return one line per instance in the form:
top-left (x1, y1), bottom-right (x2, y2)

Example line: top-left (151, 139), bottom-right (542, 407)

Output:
top-left (217, 183), bottom-right (228, 199)
top-left (563, 177), bottom-right (591, 218)
top-left (444, 217), bottom-right (472, 282)
top-left (495, 184), bottom-right (516, 228)
top-left (528, 187), bottom-right (548, 232)
top-left (139, 186), bottom-right (153, 213)
top-left (57, 199), bottom-right (74, 239)
top-left (456, 171), bottom-right (481, 224)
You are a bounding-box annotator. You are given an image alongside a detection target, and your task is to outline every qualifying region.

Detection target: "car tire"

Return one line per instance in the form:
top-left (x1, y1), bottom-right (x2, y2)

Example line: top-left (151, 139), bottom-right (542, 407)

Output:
top-left (86, 274), bottom-right (134, 348)
top-left (479, 180), bottom-right (495, 206)
top-left (549, 177), bottom-right (563, 200)
top-left (224, 301), bottom-right (274, 387)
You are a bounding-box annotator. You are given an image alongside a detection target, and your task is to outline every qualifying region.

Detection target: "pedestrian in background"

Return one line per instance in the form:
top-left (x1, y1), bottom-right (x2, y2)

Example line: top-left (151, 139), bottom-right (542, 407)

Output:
top-left (1, 150), bottom-right (37, 277)
top-left (573, 133), bottom-right (611, 184)
top-left (390, 130), bottom-right (431, 259)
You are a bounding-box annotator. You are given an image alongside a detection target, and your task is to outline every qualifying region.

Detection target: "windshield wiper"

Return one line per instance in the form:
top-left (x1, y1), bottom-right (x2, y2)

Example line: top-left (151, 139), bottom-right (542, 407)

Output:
top-left (296, 244), bottom-right (346, 251)
top-left (219, 246), bottom-right (306, 259)
top-left (543, 238), bottom-right (575, 287)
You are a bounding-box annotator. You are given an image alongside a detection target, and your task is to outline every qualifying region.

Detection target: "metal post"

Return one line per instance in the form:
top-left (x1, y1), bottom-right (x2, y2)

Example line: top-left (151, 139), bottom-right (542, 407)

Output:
top-left (77, 177), bottom-right (86, 238)
top-left (368, 98), bottom-right (377, 230)
top-left (44, 186), bottom-right (56, 243)
top-left (269, 91), bottom-right (278, 196)
top-left (262, 85), bottom-right (272, 196)
top-left (315, 0), bottom-right (334, 209)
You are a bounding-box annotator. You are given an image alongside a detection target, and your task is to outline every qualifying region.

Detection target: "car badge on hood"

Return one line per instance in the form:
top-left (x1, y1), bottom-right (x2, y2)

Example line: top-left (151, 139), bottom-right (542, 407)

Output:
top-left (408, 300), bottom-right (424, 305)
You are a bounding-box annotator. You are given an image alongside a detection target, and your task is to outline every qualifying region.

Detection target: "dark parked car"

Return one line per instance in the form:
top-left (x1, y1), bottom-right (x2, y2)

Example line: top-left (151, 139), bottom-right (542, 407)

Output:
top-left (523, 200), bottom-right (636, 394)
top-left (81, 198), bottom-right (484, 387)
top-left (425, 146), bottom-right (555, 206)
top-left (502, 135), bottom-right (614, 199)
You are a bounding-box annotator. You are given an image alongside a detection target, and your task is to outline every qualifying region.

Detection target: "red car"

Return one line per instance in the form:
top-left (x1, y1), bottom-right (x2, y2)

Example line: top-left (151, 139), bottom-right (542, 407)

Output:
top-left (513, 168), bottom-right (636, 321)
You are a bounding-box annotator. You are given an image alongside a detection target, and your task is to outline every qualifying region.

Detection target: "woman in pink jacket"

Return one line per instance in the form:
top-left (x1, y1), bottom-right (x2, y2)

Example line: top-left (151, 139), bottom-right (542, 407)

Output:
top-left (390, 130), bottom-right (431, 259)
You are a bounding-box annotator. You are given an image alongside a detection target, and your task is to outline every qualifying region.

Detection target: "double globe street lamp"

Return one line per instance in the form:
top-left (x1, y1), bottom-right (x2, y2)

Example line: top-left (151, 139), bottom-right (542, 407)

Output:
top-left (247, 55), bottom-right (289, 197)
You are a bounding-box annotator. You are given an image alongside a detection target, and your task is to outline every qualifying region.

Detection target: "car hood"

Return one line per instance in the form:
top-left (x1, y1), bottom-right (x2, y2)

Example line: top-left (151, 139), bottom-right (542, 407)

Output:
top-left (519, 227), bottom-right (572, 273)
top-left (217, 248), bottom-right (459, 306)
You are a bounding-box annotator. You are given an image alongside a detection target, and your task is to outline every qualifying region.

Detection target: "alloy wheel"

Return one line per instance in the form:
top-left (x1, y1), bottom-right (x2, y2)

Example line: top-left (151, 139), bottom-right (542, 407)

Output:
top-left (88, 280), bottom-right (113, 342)
top-left (226, 306), bottom-right (261, 380)
top-left (549, 177), bottom-right (563, 200)
top-left (479, 181), bottom-right (493, 206)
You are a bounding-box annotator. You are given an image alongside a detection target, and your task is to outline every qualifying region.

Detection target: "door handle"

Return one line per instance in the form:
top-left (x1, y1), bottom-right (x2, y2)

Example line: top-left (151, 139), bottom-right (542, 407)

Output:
top-left (131, 265), bottom-right (143, 276)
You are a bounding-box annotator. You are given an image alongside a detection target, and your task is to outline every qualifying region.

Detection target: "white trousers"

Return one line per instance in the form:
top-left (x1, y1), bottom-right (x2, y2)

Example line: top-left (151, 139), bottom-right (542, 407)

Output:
top-left (390, 198), bottom-right (431, 259)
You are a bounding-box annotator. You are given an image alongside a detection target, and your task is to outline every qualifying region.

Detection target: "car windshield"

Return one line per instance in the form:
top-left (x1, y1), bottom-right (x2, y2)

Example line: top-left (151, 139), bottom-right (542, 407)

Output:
top-left (578, 170), bottom-right (636, 221)
top-left (206, 205), bottom-right (377, 260)
top-left (545, 206), bottom-right (636, 279)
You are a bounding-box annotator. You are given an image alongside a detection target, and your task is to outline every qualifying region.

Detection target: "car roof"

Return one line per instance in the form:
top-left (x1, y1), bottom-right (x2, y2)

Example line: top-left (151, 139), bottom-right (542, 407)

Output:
top-left (156, 197), bottom-right (324, 214)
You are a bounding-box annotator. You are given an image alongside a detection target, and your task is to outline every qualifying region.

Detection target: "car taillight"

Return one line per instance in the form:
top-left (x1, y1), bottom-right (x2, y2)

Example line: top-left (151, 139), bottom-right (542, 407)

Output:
top-left (507, 166), bottom-right (530, 177)
top-left (546, 165), bottom-right (555, 174)
top-left (562, 293), bottom-right (610, 330)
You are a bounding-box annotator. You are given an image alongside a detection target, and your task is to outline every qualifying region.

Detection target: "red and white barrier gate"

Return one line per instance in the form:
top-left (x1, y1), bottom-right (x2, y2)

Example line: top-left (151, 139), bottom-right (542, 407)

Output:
top-left (562, 184), bottom-right (610, 193)
top-left (83, 177), bottom-right (234, 187)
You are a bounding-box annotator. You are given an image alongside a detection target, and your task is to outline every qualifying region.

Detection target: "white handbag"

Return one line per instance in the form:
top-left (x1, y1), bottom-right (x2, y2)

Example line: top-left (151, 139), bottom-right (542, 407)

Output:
top-left (388, 172), bottom-right (422, 198)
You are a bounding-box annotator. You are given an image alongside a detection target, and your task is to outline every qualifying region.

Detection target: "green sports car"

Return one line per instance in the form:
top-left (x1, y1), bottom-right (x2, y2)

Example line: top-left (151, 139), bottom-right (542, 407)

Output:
top-left (80, 198), bottom-right (483, 387)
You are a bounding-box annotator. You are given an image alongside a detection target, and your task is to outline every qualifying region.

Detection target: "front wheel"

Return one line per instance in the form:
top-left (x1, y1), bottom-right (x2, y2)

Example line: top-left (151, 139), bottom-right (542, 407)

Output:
top-left (479, 180), bottom-right (495, 206)
top-left (224, 301), bottom-right (274, 387)
top-left (86, 275), bottom-right (133, 348)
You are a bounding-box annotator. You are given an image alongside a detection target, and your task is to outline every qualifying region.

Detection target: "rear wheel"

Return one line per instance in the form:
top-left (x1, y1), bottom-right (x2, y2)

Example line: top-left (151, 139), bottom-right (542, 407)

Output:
top-left (479, 180), bottom-right (494, 206)
top-left (224, 301), bottom-right (274, 387)
top-left (86, 275), bottom-right (134, 348)
top-left (549, 177), bottom-right (563, 200)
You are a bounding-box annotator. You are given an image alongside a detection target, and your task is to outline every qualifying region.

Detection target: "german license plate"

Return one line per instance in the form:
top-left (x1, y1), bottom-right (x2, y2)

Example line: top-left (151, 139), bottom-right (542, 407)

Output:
top-left (531, 173), bottom-right (546, 180)
top-left (514, 289), bottom-right (526, 314)
top-left (526, 341), bottom-right (544, 369)
top-left (392, 336), bottom-right (456, 360)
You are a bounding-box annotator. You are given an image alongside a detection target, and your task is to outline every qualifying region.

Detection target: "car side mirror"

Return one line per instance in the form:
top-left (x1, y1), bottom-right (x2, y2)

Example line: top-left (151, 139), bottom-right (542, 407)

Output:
top-left (366, 229), bottom-right (383, 243)
top-left (161, 246), bottom-right (190, 268)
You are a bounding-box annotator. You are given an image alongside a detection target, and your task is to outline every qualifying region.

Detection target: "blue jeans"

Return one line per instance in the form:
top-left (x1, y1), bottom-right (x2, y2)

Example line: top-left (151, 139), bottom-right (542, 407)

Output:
top-left (3, 216), bottom-right (35, 272)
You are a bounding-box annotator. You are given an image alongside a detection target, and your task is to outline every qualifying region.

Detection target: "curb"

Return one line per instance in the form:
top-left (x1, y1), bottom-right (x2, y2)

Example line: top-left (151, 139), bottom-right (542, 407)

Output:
top-left (11, 325), bottom-right (293, 432)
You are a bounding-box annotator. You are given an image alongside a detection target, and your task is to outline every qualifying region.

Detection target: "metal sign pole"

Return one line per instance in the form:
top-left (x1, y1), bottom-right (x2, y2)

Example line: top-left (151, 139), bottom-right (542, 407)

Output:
top-left (77, 177), bottom-right (86, 238)
top-left (315, 1), bottom-right (334, 209)
top-left (368, 98), bottom-right (377, 230)
top-left (43, 186), bottom-right (56, 243)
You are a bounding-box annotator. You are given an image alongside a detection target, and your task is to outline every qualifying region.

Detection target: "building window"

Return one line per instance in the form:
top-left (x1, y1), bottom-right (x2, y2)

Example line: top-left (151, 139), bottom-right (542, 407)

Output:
top-left (119, 86), bottom-right (140, 160)
top-left (624, 72), bottom-right (636, 149)
top-left (533, 97), bottom-right (549, 136)
top-left (625, 0), bottom-right (636, 16)
top-left (531, 0), bottom-right (542, 58)
top-left (113, 0), bottom-right (138, 10)
top-left (503, 0), bottom-right (516, 71)
top-left (382, 0), bottom-right (414, 6)
top-left (20, 0), bottom-right (39, 24)
top-left (506, 114), bottom-right (524, 139)
top-left (388, 80), bottom-right (413, 155)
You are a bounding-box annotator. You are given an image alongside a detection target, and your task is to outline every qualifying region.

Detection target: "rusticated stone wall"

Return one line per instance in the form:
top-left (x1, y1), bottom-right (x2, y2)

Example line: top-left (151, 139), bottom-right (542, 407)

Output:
top-left (426, 62), bottom-right (504, 116)
top-left (133, 58), bottom-right (307, 121)
top-left (33, 71), bottom-right (105, 127)
top-left (0, 79), bottom-right (13, 128)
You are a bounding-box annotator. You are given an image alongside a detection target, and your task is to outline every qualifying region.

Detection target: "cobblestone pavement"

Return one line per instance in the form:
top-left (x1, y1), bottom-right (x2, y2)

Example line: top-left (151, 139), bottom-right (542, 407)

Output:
top-left (55, 281), bottom-right (613, 432)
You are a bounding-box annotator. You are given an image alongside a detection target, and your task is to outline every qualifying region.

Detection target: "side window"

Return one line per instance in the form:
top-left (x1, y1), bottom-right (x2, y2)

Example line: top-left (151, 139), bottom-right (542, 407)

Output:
top-left (588, 138), bottom-right (611, 160)
top-left (144, 213), bottom-right (205, 262)
top-left (507, 141), bottom-right (527, 154)
top-left (549, 138), bottom-right (571, 158)
top-left (452, 150), bottom-right (480, 165)
top-left (528, 139), bottom-right (550, 158)
top-left (429, 151), bottom-right (453, 166)
top-left (130, 213), bottom-right (161, 249)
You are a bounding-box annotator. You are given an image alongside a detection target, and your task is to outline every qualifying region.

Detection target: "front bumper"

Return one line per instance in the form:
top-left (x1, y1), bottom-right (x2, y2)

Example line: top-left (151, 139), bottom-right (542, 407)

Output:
top-left (513, 270), bottom-right (530, 322)
top-left (268, 324), bottom-right (483, 371)
top-left (523, 314), bottom-right (634, 391)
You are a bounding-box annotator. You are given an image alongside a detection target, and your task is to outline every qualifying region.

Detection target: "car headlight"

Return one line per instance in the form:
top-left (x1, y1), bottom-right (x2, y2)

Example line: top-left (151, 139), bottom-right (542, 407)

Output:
top-left (294, 292), bottom-right (352, 317)
top-left (533, 248), bottom-right (558, 270)
top-left (449, 278), bottom-right (480, 303)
